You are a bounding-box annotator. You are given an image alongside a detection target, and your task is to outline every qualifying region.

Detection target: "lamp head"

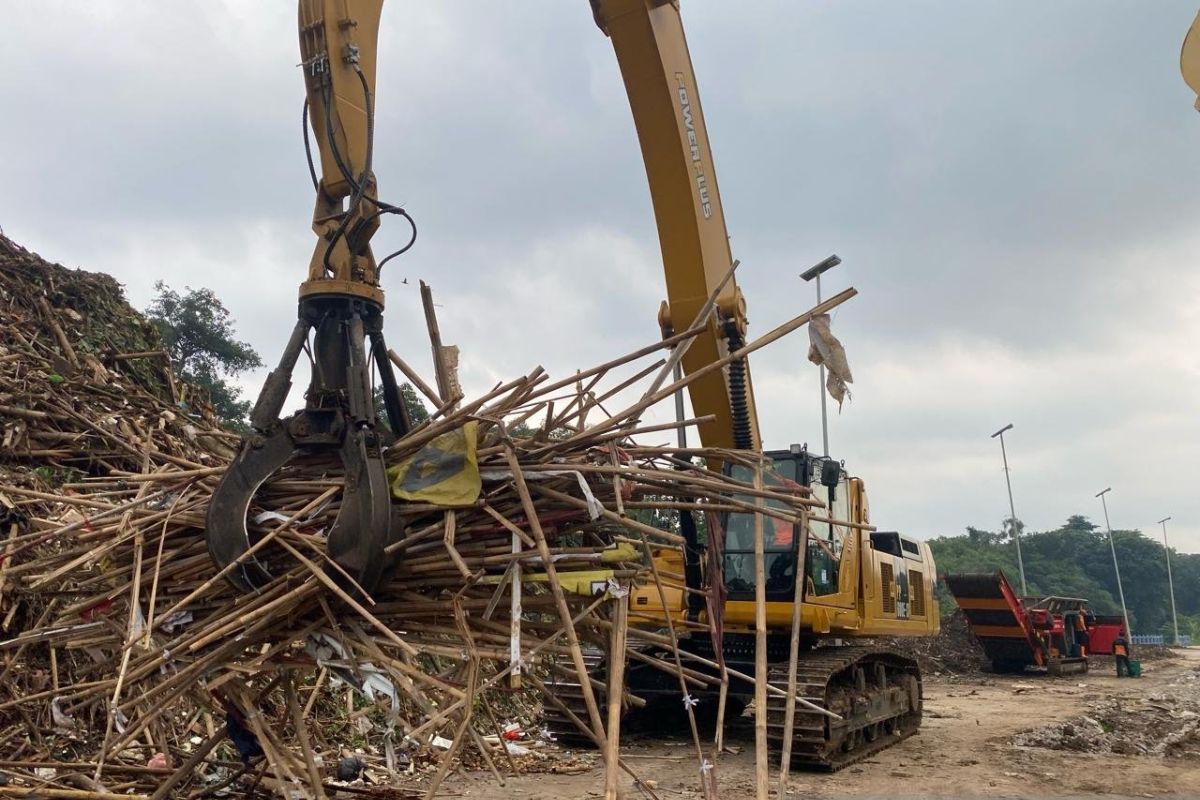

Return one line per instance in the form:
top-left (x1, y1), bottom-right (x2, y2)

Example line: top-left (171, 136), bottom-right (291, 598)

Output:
top-left (801, 254), bottom-right (842, 282)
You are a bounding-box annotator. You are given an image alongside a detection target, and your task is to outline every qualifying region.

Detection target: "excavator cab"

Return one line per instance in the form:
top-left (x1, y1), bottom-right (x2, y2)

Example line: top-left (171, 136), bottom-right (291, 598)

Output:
top-left (721, 446), bottom-right (846, 603)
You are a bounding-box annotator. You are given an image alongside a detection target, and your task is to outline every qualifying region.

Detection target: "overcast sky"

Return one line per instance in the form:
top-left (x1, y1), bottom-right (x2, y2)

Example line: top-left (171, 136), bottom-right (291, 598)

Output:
top-left (3, 2), bottom-right (1200, 554)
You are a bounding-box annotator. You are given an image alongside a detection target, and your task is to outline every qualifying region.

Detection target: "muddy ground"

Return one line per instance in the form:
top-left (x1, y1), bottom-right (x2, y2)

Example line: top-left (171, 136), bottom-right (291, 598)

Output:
top-left (444, 648), bottom-right (1200, 799)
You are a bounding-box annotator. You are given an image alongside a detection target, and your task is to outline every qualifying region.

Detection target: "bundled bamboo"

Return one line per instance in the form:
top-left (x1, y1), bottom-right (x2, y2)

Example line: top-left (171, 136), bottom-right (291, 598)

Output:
top-left (0, 234), bottom-right (850, 798)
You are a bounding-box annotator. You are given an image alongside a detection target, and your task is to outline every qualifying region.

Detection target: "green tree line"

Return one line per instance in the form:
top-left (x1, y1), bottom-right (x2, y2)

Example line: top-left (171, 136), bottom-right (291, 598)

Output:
top-left (929, 514), bottom-right (1200, 639)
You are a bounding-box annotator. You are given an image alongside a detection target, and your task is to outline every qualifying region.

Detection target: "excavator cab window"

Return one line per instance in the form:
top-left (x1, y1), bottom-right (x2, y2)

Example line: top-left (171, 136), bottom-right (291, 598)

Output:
top-left (869, 531), bottom-right (903, 557)
top-left (800, 455), bottom-right (845, 599)
top-left (722, 460), bottom-right (801, 602)
top-left (720, 450), bottom-right (845, 602)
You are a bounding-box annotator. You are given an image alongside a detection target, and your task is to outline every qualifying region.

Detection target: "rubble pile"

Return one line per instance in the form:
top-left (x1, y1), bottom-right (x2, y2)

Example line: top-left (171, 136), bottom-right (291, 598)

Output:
top-left (880, 610), bottom-right (989, 676)
top-left (1013, 669), bottom-right (1200, 758)
top-left (0, 235), bottom-right (846, 797)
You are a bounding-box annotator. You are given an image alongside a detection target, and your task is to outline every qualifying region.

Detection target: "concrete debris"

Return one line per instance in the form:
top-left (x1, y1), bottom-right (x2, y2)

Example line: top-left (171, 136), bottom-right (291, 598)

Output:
top-left (1013, 670), bottom-right (1200, 758)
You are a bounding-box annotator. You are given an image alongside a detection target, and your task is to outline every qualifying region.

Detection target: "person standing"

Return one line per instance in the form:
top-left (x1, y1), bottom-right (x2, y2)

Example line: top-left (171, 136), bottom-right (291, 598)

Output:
top-left (1113, 629), bottom-right (1133, 677)
top-left (1074, 609), bottom-right (1090, 657)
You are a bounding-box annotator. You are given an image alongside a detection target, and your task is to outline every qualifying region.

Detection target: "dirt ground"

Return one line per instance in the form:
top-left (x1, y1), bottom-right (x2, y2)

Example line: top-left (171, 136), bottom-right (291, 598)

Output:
top-left (443, 648), bottom-right (1200, 799)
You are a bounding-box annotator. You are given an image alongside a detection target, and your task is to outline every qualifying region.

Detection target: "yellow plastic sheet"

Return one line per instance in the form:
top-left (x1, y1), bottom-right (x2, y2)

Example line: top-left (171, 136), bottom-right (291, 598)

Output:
top-left (387, 421), bottom-right (481, 506)
top-left (519, 568), bottom-right (618, 598)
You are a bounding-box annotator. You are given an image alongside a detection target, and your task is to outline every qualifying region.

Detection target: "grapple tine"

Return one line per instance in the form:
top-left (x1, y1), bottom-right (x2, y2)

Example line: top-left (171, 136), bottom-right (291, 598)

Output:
top-left (206, 424), bottom-right (300, 592)
top-left (206, 415), bottom-right (396, 595)
top-left (325, 427), bottom-right (393, 593)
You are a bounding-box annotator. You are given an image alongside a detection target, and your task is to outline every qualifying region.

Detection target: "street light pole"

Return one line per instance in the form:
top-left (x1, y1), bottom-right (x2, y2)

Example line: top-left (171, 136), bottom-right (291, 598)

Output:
top-left (1097, 488), bottom-right (1131, 636)
top-left (1158, 516), bottom-right (1181, 646)
top-left (800, 254), bottom-right (841, 457)
top-left (990, 423), bottom-right (1027, 596)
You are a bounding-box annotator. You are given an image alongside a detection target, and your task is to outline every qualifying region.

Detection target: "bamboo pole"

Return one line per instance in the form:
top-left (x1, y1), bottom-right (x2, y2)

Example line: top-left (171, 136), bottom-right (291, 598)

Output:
top-left (638, 535), bottom-right (717, 800)
top-left (604, 592), bottom-right (628, 800)
top-left (509, 523), bottom-right (523, 689)
top-left (777, 512), bottom-right (810, 798)
top-left (753, 462), bottom-right (769, 800)
top-left (502, 444), bottom-right (606, 744)
top-left (285, 672), bottom-right (327, 800)
top-left (387, 349), bottom-right (442, 408)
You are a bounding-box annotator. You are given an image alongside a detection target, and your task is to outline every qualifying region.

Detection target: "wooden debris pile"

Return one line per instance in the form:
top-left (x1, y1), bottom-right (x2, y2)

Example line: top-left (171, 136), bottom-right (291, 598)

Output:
top-left (0, 233), bottom-right (233, 478)
top-left (0, 236), bottom-right (854, 798)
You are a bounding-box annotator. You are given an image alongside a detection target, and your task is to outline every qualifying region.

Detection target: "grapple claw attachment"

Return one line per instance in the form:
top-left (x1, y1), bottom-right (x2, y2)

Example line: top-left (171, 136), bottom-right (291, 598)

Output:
top-left (206, 412), bottom-right (396, 594)
top-left (206, 424), bottom-right (299, 592)
top-left (204, 298), bottom-right (410, 596)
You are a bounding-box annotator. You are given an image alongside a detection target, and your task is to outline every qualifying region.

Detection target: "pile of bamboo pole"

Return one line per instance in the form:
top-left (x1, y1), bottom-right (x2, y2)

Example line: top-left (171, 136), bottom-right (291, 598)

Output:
top-left (0, 238), bottom-right (856, 798)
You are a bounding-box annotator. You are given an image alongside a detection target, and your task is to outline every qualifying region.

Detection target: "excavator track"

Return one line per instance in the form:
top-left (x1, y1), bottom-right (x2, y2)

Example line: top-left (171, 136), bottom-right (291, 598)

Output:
top-left (542, 648), bottom-right (607, 745)
top-left (764, 646), bottom-right (922, 771)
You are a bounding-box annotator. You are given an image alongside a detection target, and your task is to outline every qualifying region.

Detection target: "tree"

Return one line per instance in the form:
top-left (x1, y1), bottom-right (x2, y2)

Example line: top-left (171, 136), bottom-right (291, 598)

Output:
top-left (1063, 514), bottom-right (1098, 532)
top-left (145, 282), bottom-right (262, 428)
top-left (401, 383), bottom-right (430, 425)
top-left (372, 383), bottom-right (430, 436)
top-left (1001, 516), bottom-right (1024, 542)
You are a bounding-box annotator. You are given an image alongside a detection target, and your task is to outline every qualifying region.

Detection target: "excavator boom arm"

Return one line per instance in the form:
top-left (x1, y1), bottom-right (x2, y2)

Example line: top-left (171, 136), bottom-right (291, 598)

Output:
top-left (593, 0), bottom-right (760, 452)
top-left (1183, 11), bottom-right (1200, 111)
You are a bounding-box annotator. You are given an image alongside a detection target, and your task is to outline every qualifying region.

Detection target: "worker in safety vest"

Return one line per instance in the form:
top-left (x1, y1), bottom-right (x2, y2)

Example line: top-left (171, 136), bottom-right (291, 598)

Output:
top-left (1112, 629), bottom-right (1133, 678)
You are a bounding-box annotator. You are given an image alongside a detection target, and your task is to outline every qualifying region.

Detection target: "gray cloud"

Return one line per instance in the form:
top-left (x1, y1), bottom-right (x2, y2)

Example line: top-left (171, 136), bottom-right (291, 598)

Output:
top-left (3, 1), bottom-right (1199, 554)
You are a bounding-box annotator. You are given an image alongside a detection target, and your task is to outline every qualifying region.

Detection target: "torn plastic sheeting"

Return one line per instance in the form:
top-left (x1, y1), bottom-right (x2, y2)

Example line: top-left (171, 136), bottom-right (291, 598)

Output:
top-left (806, 313), bottom-right (853, 408)
top-left (131, 603), bottom-right (147, 644)
top-left (480, 468), bottom-right (603, 520)
top-left (252, 501), bottom-right (331, 528)
top-left (157, 610), bottom-right (193, 633)
top-left (50, 696), bottom-right (75, 733)
top-left (305, 633), bottom-right (399, 711)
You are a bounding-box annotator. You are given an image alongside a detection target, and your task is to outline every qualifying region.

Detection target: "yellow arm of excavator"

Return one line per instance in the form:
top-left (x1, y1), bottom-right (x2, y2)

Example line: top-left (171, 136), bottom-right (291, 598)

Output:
top-left (1183, 11), bottom-right (1200, 111)
top-left (298, 0), bottom-right (385, 305)
top-left (593, 0), bottom-right (760, 453)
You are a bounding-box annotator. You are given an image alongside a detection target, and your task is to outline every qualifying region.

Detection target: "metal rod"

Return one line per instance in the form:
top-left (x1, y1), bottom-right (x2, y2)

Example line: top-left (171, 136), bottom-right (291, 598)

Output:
top-left (1158, 516), bottom-right (1181, 647)
top-left (816, 275), bottom-right (829, 457)
top-left (801, 254), bottom-right (840, 459)
top-left (1096, 488), bottom-right (1131, 636)
top-left (990, 424), bottom-right (1026, 596)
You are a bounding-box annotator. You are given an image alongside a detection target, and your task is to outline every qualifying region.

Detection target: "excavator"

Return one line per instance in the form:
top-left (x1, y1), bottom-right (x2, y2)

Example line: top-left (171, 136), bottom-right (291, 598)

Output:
top-left (204, 0), bottom-right (939, 771)
top-left (545, 0), bottom-right (940, 769)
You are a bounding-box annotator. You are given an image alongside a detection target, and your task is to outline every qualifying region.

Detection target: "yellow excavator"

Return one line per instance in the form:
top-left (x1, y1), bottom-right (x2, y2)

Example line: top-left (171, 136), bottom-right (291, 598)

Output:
top-left (538, 0), bottom-right (940, 769)
top-left (205, 0), bottom-right (939, 770)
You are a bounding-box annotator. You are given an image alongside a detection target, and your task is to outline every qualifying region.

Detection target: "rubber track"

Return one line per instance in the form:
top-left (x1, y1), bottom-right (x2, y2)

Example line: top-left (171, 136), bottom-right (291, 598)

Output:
top-left (542, 649), bottom-right (606, 745)
top-left (764, 646), bottom-right (922, 771)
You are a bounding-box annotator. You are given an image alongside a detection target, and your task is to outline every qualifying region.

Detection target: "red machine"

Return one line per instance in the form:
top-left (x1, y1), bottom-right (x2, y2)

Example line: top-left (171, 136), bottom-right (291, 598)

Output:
top-left (945, 570), bottom-right (1106, 676)
top-left (1084, 616), bottom-right (1127, 656)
